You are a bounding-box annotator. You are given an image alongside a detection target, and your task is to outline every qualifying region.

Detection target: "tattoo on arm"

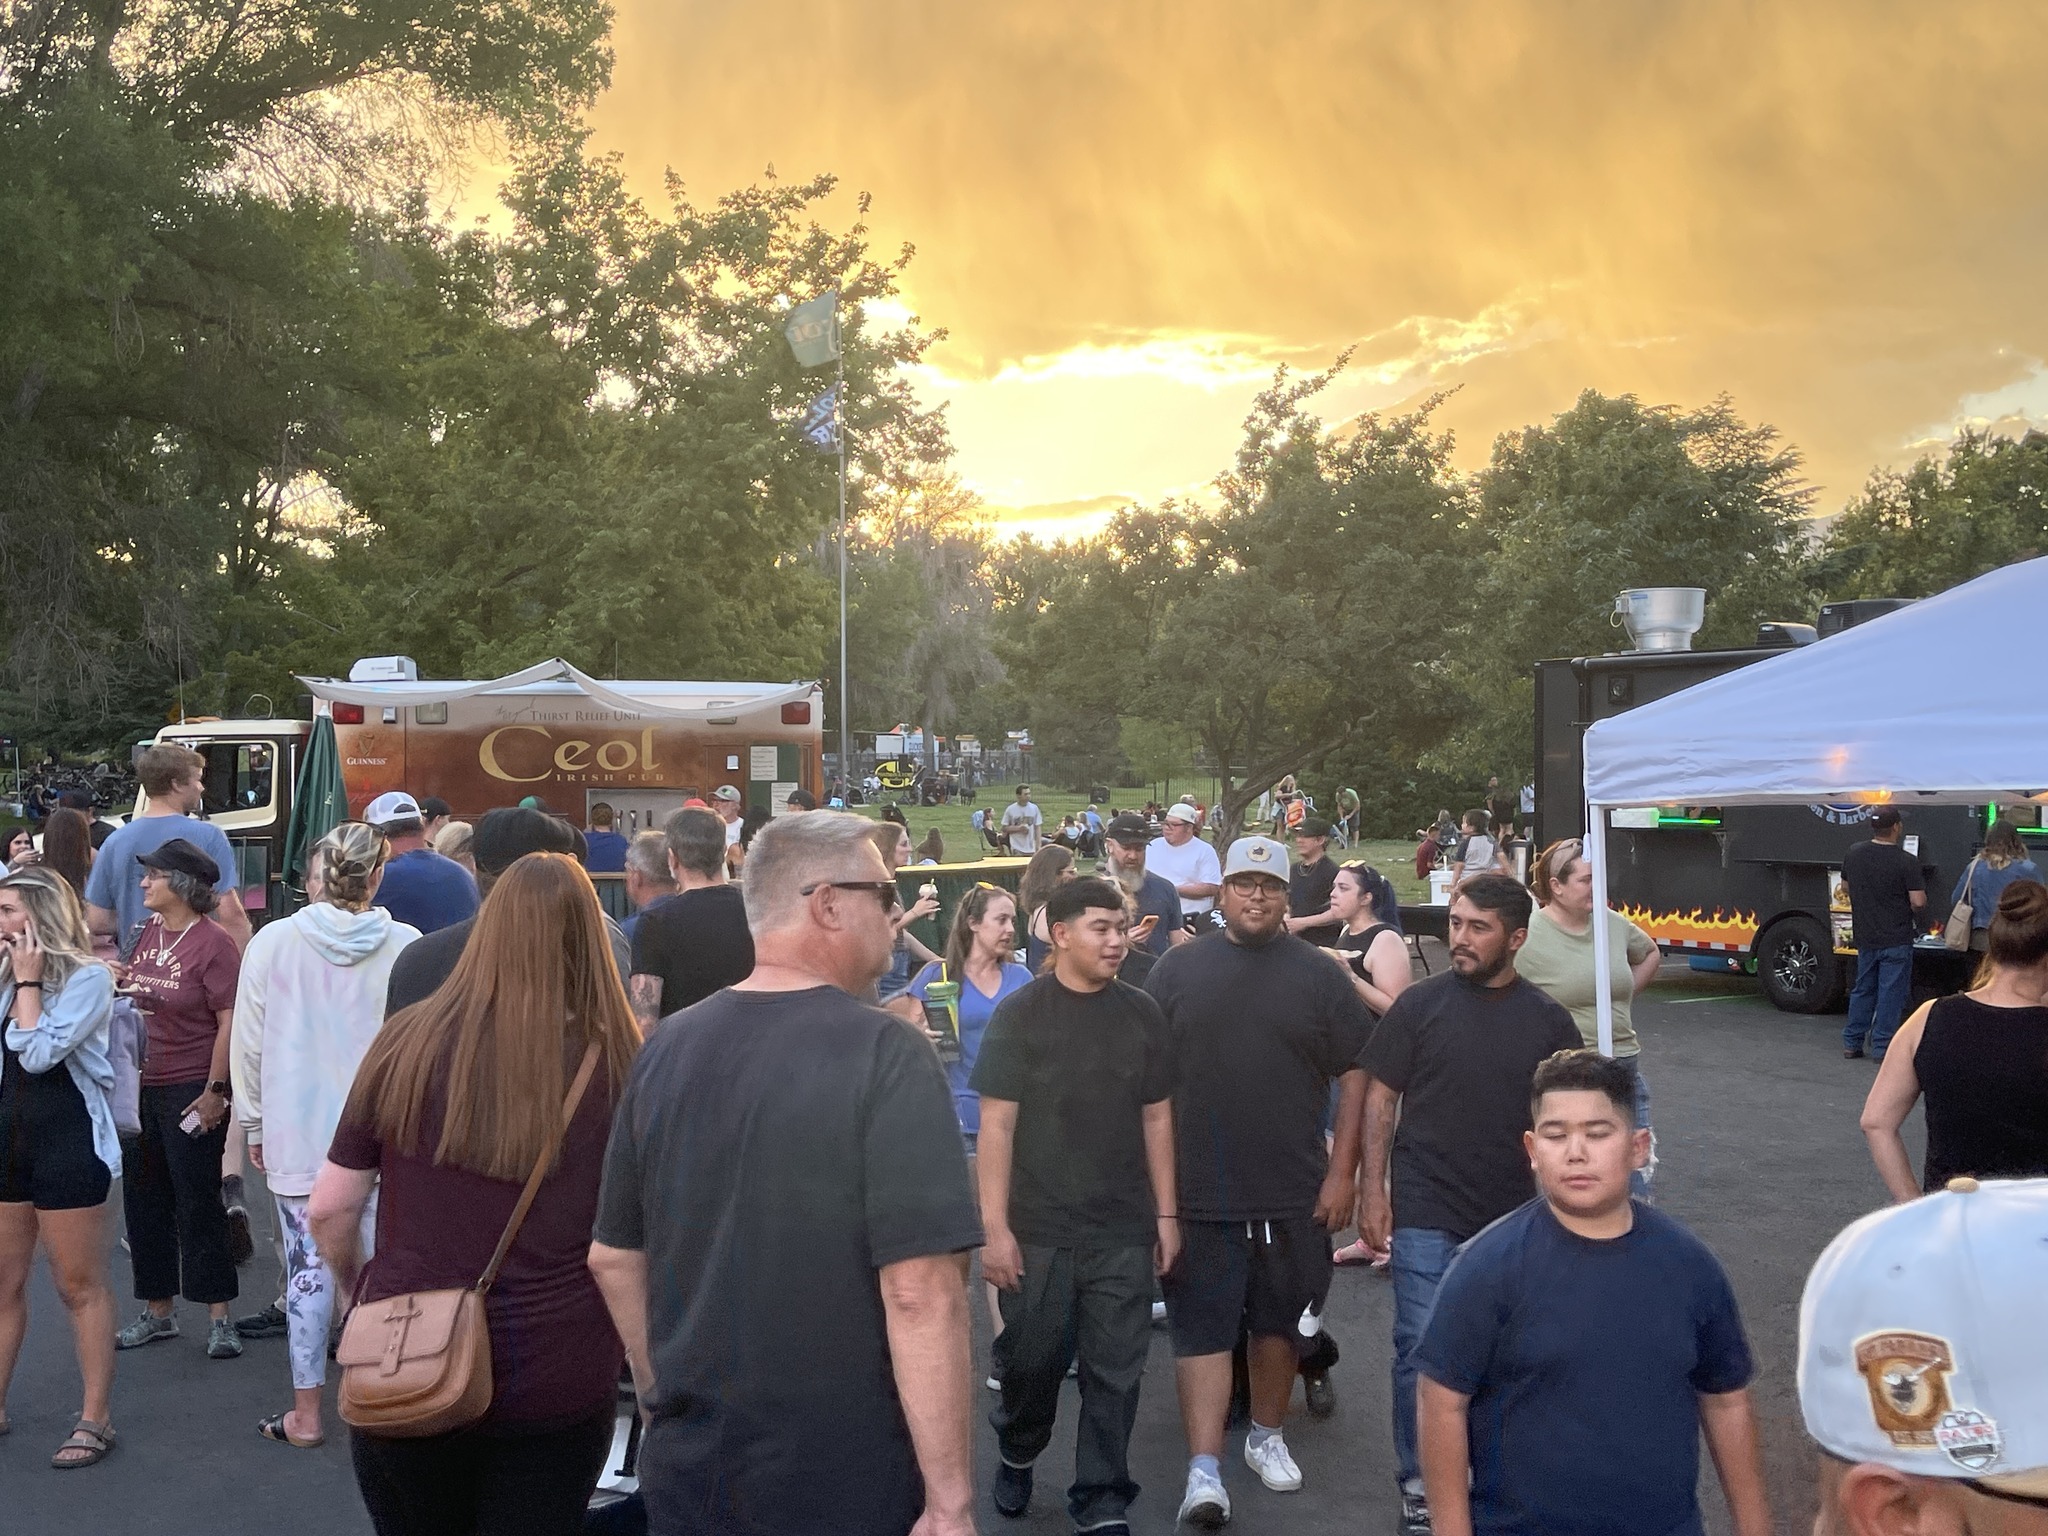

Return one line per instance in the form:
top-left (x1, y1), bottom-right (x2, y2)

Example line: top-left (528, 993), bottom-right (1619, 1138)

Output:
top-left (628, 973), bottom-right (662, 1030)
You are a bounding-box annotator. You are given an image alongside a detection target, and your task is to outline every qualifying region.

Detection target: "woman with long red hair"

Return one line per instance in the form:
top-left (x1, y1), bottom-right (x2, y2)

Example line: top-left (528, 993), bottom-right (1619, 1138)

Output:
top-left (308, 852), bottom-right (643, 1535)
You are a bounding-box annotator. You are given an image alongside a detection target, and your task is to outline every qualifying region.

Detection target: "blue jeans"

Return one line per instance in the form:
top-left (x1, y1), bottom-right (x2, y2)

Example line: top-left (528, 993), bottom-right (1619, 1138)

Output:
top-left (1621, 1059), bottom-right (1654, 1202)
top-left (1390, 1227), bottom-right (1460, 1494)
top-left (1844, 944), bottom-right (1914, 1058)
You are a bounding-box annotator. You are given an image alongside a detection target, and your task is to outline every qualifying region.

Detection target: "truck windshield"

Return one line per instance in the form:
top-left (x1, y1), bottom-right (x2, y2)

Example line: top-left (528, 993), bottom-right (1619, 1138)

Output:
top-left (197, 742), bottom-right (276, 816)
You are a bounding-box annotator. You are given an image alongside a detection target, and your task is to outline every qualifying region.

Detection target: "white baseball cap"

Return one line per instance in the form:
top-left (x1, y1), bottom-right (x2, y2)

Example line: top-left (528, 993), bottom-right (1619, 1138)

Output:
top-left (1221, 836), bottom-right (1290, 883)
top-left (363, 791), bottom-right (423, 828)
top-left (1163, 802), bottom-right (1201, 825)
top-left (1798, 1177), bottom-right (2048, 1496)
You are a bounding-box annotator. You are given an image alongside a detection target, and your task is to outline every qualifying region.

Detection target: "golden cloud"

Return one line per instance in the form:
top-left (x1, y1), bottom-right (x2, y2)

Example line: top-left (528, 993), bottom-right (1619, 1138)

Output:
top-left (585, 1), bottom-right (2048, 515)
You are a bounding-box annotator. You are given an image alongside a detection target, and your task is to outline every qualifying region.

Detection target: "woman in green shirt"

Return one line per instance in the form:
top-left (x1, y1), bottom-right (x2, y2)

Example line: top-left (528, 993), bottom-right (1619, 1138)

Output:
top-left (1519, 839), bottom-right (1663, 1196)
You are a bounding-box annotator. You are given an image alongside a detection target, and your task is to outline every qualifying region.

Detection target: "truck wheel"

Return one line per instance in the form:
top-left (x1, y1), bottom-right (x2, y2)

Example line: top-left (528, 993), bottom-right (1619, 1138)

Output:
top-left (1755, 917), bottom-right (1846, 1013)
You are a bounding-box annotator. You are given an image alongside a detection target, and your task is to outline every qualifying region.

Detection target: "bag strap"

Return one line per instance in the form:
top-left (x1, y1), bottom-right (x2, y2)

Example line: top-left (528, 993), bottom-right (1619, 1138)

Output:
top-left (477, 1041), bottom-right (601, 1296)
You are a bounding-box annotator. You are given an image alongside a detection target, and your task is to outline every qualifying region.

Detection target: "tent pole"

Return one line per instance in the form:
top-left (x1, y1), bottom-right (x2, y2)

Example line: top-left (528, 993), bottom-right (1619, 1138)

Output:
top-left (1587, 805), bottom-right (1616, 1057)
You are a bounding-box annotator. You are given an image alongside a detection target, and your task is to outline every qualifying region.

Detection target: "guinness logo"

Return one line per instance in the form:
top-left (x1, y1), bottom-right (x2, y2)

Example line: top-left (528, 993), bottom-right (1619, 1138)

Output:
top-left (1854, 1332), bottom-right (1955, 1446)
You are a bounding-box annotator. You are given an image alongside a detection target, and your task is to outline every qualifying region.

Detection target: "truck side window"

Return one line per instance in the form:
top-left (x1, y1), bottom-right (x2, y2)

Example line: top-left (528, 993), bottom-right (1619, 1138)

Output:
top-left (198, 743), bottom-right (276, 816)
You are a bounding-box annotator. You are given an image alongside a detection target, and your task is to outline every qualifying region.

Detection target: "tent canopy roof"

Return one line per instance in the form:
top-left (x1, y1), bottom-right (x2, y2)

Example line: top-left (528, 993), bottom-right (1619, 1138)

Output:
top-left (1582, 557), bottom-right (2048, 809)
top-left (298, 660), bottom-right (817, 722)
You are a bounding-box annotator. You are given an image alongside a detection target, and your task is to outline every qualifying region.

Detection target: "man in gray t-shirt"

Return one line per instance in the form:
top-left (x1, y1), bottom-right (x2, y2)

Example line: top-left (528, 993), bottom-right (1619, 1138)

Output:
top-left (85, 743), bottom-right (248, 958)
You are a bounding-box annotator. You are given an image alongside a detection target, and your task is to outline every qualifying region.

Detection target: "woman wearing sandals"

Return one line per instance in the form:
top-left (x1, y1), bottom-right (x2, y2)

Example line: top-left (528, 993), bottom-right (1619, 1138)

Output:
top-left (230, 822), bottom-right (416, 1449)
top-left (311, 853), bottom-right (640, 1533)
top-left (1328, 865), bottom-right (1413, 1270)
top-left (0, 865), bottom-right (122, 1468)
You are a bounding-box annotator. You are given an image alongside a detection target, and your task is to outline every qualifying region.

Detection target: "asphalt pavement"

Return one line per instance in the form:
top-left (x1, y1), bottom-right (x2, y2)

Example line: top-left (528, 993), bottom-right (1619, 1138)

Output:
top-left (4, 960), bottom-right (1917, 1535)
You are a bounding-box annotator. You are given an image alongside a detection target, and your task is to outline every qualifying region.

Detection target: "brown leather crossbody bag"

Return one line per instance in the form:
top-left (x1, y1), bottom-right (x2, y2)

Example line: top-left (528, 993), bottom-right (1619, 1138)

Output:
top-left (337, 1042), bottom-right (601, 1438)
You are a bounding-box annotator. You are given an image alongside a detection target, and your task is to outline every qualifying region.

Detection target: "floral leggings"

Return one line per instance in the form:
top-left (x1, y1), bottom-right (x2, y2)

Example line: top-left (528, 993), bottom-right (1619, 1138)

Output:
top-left (273, 1191), bottom-right (376, 1392)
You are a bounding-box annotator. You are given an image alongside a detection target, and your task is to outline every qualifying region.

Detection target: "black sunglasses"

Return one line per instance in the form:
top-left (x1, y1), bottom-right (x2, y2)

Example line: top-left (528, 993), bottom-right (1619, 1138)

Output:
top-left (800, 880), bottom-right (902, 912)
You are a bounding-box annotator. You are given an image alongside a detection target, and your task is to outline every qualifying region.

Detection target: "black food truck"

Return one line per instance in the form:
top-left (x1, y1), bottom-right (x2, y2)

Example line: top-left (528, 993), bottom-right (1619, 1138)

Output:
top-left (1533, 597), bottom-right (2036, 1013)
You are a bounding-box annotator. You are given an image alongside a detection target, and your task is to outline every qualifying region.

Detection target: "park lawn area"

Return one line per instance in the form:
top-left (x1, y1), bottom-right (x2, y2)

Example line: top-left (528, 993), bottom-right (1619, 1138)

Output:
top-left (844, 790), bottom-right (1427, 905)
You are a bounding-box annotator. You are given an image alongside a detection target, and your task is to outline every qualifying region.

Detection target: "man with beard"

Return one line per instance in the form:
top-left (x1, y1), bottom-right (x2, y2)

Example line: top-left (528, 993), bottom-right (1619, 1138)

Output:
top-left (1145, 837), bottom-right (1374, 1525)
top-left (1357, 873), bottom-right (1581, 1536)
top-left (1102, 811), bottom-right (1184, 957)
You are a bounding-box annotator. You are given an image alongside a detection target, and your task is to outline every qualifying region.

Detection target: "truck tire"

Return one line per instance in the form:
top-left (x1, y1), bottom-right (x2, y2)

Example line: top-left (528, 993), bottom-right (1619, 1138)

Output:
top-left (1755, 916), bottom-right (1846, 1013)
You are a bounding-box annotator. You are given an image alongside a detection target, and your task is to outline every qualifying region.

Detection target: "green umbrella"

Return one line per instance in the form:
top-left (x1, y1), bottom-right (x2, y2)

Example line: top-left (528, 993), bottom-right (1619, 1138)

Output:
top-left (282, 714), bottom-right (348, 884)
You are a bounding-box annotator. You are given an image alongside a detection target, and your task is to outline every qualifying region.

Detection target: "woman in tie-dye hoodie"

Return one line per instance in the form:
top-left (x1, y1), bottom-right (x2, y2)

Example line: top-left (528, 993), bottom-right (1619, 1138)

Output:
top-left (230, 823), bottom-right (417, 1449)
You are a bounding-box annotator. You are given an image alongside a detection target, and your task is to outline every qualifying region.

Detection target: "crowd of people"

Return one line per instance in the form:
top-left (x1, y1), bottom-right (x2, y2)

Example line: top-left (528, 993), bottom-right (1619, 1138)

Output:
top-left (2, 759), bottom-right (2046, 1536)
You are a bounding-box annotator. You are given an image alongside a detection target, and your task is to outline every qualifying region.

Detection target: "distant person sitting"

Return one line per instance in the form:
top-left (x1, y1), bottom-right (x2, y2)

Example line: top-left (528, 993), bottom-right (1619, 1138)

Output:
top-left (621, 830), bottom-right (677, 943)
top-left (583, 803), bottom-right (629, 874)
top-left (1448, 809), bottom-right (1508, 891)
top-left (364, 791), bottom-right (478, 936)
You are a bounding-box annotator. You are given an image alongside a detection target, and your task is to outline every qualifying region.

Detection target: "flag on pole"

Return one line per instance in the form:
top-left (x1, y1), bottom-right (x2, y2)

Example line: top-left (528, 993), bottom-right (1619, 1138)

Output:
top-left (784, 290), bottom-right (840, 368)
top-left (801, 383), bottom-right (840, 451)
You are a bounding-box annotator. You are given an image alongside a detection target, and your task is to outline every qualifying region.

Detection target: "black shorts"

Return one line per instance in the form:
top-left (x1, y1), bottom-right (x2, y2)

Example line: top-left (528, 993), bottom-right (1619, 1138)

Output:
top-left (0, 1051), bottom-right (112, 1211)
top-left (1162, 1215), bottom-right (1333, 1358)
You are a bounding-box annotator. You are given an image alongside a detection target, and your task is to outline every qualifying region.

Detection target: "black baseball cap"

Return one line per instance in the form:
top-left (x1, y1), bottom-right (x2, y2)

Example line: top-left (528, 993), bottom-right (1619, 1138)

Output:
top-left (1297, 816), bottom-right (1332, 839)
top-left (137, 837), bottom-right (221, 885)
top-left (786, 787), bottom-right (818, 811)
top-left (418, 796), bottom-right (452, 820)
top-left (470, 807), bottom-right (578, 875)
top-left (1106, 812), bottom-right (1150, 844)
top-left (1869, 806), bottom-right (1902, 831)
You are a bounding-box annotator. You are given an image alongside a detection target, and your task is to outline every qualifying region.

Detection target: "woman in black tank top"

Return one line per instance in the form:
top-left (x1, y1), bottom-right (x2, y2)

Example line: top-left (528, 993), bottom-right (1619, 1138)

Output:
top-left (1862, 878), bottom-right (2048, 1200)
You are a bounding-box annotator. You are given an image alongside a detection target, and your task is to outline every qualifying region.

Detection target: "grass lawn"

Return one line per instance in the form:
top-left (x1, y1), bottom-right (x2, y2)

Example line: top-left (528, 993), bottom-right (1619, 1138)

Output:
top-left (845, 789), bottom-right (1428, 904)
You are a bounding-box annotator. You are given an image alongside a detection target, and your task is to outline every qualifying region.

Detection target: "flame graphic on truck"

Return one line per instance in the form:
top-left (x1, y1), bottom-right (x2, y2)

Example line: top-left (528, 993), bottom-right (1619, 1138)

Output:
top-left (1618, 905), bottom-right (1760, 952)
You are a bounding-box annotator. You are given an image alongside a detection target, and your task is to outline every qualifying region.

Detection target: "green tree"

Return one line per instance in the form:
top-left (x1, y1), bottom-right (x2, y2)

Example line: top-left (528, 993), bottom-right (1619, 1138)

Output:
top-left (1444, 389), bottom-right (1818, 782)
top-left (1815, 429), bottom-right (2048, 599)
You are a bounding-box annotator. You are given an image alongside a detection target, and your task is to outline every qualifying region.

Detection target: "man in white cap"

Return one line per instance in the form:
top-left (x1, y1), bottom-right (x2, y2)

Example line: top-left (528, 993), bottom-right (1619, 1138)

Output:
top-left (711, 783), bottom-right (744, 845)
top-left (1144, 835), bottom-right (1375, 1524)
top-left (363, 790), bottom-right (477, 936)
top-left (1800, 1176), bottom-right (2048, 1534)
top-left (1146, 802), bottom-right (1222, 936)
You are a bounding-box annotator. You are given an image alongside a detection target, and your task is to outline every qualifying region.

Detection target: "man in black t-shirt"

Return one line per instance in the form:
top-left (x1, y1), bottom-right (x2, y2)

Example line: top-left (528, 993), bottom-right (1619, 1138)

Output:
top-left (590, 812), bottom-right (982, 1536)
top-left (1144, 836), bottom-right (1375, 1524)
top-left (1356, 873), bottom-right (1581, 1536)
top-left (1840, 807), bottom-right (1927, 1061)
top-left (1284, 816), bottom-right (1342, 946)
top-left (971, 877), bottom-right (1176, 1529)
top-left (627, 806), bottom-right (755, 1029)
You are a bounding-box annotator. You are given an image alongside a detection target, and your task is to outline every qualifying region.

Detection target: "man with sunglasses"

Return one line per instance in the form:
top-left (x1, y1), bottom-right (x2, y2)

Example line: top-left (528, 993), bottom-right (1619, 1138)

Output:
top-left (592, 812), bottom-right (983, 1536)
top-left (1799, 1176), bottom-right (2048, 1535)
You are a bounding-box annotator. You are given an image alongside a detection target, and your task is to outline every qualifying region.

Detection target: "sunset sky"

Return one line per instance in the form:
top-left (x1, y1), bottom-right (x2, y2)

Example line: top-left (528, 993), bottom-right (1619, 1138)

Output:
top-left (573, 2), bottom-right (2048, 538)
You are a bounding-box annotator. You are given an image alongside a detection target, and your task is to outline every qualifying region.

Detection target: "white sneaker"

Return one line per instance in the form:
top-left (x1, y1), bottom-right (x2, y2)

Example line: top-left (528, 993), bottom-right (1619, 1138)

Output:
top-left (1243, 1433), bottom-right (1303, 1492)
top-left (1177, 1464), bottom-right (1231, 1527)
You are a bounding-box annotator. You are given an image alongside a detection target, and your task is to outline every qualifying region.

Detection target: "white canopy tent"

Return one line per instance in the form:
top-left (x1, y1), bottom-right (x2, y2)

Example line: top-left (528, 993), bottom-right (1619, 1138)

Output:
top-left (1578, 555), bottom-right (2048, 1052)
top-left (298, 659), bottom-right (817, 722)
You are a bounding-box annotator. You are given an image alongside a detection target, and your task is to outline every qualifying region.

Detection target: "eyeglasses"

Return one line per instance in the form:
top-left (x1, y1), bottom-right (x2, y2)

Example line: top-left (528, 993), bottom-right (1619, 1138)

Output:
top-left (800, 880), bottom-right (902, 912)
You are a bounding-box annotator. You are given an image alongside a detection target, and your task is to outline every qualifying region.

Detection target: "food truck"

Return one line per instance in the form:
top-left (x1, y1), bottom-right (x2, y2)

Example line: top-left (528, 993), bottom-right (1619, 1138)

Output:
top-left (1532, 596), bottom-right (2015, 1013)
top-left (143, 658), bottom-right (823, 919)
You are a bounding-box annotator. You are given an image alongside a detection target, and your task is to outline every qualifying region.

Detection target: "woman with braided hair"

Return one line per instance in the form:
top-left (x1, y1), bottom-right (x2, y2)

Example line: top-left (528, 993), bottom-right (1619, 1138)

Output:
top-left (230, 822), bottom-right (419, 1448)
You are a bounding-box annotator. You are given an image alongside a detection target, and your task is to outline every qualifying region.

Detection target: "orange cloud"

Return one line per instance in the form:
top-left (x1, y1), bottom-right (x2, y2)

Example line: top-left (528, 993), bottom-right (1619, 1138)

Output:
top-left (578, 2), bottom-right (2048, 517)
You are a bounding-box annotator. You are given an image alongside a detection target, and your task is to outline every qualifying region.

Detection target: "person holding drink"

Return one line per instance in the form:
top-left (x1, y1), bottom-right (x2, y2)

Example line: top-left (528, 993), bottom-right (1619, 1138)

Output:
top-left (900, 884), bottom-right (1031, 1152)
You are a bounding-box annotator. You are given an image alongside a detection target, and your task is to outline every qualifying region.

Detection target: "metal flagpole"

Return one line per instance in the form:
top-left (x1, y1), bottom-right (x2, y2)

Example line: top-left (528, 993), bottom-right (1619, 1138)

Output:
top-left (836, 347), bottom-right (849, 797)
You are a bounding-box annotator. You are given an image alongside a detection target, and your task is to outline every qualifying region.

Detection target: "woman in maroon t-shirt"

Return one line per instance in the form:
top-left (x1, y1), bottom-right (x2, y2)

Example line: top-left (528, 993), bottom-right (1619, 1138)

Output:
top-left (113, 839), bottom-right (242, 1361)
top-left (309, 853), bottom-right (640, 1536)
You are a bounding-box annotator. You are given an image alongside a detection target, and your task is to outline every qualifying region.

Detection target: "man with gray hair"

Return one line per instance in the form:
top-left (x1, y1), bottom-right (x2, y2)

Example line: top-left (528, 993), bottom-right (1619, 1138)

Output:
top-left (627, 805), bottom-right (754, 1027)
top-left (621, 830), bottom-right (676, 944)
top-left (590, 812), bottom-right (983, 1536)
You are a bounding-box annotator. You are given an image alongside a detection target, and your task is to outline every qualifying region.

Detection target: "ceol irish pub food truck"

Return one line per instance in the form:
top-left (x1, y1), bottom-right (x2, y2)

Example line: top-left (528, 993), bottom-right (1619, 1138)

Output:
top-left (144, 657), bottom-right (823, 919)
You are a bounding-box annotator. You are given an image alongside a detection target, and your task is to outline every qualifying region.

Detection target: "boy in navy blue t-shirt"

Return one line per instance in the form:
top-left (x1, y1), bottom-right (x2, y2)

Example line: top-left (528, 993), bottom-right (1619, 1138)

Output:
top-left (1414, 1050), bottom-right (1772, 1536)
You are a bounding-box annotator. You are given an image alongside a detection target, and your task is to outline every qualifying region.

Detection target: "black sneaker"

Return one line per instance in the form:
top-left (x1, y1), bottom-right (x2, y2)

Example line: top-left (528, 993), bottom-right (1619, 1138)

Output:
top-left (1399, 1490), bottom-right (1433, 1535)
top-left (1303, 1367), bottom-right (1336, 1418)
top-left (234, 1303), bottom-right (288, 1339)
top-left (993, 1460), bottom-right (1033, 1518)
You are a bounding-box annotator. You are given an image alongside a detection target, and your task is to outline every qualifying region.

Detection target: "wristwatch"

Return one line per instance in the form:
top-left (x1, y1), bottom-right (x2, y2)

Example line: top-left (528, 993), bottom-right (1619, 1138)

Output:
top-left (206, 1079), bottom-right (232, 1098)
